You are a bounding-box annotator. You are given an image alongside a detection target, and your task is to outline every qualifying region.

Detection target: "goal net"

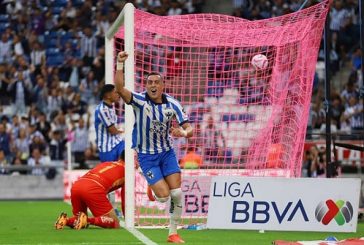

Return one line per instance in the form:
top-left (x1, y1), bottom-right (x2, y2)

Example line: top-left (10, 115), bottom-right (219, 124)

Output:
top-left (110, 1), bottom-right (330, 227)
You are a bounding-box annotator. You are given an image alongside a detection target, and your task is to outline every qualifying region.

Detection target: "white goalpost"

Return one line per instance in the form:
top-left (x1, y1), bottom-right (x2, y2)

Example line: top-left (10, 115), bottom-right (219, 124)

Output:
top-left (105, 3), bottom-right (136, 229)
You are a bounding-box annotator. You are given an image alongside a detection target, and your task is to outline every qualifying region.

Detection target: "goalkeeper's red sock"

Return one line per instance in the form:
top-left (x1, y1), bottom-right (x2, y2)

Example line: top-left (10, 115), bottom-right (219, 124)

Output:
top-left (66, 216), bottom-right (77, 228)
top-left (88, 216), bottom-right (119, 228)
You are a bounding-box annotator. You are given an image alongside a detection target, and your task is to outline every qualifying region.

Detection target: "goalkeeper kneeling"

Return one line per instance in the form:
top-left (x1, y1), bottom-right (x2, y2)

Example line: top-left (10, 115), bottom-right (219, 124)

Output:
top-left (55, 149), bottom-right (126, 230)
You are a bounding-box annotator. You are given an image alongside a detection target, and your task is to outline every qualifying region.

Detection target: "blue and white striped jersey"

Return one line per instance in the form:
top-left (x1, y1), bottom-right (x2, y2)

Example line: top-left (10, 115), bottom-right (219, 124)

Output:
top-left (128, 92), bottom-right (189, 154)
top-left (94, 102), bottom-right (124, 153)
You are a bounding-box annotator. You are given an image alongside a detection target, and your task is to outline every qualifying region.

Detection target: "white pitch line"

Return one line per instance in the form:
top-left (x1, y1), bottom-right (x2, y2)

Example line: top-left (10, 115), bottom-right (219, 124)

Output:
top-left (65, 202), bottom-right (156, 245)
top-left (119, 220), bottom-right (158, 245)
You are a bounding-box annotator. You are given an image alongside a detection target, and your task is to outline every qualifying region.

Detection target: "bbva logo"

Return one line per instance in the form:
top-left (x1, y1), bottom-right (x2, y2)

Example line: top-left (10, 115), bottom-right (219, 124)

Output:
top-left (315, 199), bottom-right (353, 226)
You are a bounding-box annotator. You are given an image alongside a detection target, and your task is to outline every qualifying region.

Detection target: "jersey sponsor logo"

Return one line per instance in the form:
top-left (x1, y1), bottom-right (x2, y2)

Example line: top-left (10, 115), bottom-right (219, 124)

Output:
top-left (150, 120), bottom-right (167, 135)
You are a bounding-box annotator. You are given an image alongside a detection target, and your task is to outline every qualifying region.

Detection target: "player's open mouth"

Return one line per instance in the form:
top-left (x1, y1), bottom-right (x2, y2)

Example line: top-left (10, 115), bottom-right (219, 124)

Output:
top-left (151, 89), bottom-right (157, 94)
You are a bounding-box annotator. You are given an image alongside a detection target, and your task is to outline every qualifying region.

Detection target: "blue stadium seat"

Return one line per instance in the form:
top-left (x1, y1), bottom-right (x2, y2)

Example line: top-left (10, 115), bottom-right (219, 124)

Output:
top-left (46, 54), bottom-right (64, 67)
top-left (0, 23), bottom-right (9, 32)
top-left (0, 15), bottom-right (9, 22)
top-left (46, 48), bottom-right (60, 56)
top-left (52, 7), bottom-right (63, 15)
top-left (60, 31), bottom-right (74, 42)
top-left (53, 0), bottom-right (68, 7)
top-left (44, 38), bottom-right (59, 48)
top-left (44, 31), bottom-right (59, 40)
top-left (72, 0), bottom-right (85, 7)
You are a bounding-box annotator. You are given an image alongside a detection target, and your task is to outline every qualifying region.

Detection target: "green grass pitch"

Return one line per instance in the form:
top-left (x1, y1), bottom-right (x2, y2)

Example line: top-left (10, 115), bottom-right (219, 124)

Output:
top-left (0, 201), bottom-right (363, 244)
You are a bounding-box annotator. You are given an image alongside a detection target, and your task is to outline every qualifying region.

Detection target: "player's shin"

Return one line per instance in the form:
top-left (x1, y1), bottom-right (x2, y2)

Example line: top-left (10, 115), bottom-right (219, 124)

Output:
top-left (88, 216), bottom-right (120, 228)
top-left (169, 188), bottom-right (182, 235)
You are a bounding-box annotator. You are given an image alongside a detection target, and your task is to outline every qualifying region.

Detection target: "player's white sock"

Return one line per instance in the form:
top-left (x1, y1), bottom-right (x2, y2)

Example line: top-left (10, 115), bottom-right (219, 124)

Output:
top-left (155, 195), bottom-right (170, 203)
top-left (169, 188), bottom-right (182, 235)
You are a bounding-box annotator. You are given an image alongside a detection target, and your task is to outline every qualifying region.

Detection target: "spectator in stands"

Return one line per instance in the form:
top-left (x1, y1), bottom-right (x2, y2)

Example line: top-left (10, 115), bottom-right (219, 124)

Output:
top-left (80, 26), bottom-right (97, 67)
top-left (12, 34), bottom-right (24, 57)
top-left (46, 88), bottom-right (63, 115)
top-left (66, 92), bottom-right (88, 116)
top-left (12, 127), bottom-right (29, 162)
top-left (32, 75), bottom-right (48, 111)
top-left (71, 115), bottom-right (90, 169)
top-left (302, 150), bottom-right (313, 177)
top-left (49, 130), bottom-right (66, 161)
top-left (341, 96), bottom-right (363, 136)
top-left (30, 41), bottom-right (46, 77)
top-left (92, 48), bottom-right (105, 83)
top-left (351, 48), bottom-right (362, 71)
top-left (203, 115), bottom-right (226, 163)
top-left (167, 0), bottom-right (183, 15)
top-left (166, 47), bottom-right (185, 80)
top-left (0, 62), bottom-right (11, 105)
top-left (312, 150), bottom-right (326, 178)
top-left (0, 123), bottom-right (11, 161)
top-left (29, 133), bottom-right (47, 155)
top-left (36, 112), bottom-right (51, 142)
top-left (50, 110), bottom-right (68, 136)
top-left (188, 122), bottom-right (203, 153)
top-left (180, 146), bottom-right (203, 169)
top-left (27, 148), bottom-right (48, 175)
top-left (341, 79), bottom-right (359, 107)
top-left (7, 70), bottom-right (32, 114)
top-left (330, 0), bottom-right (350, 33)
top-left (331, 95), bottom-right (345, 129)
top-left (0, 149), bottom-right (10, 175)
top-left (9, 115), bottom-right (20, 140)
top-left (79, 71), bottom-right (99, 104)
top-left (11, 152), bottom-right (27, 175)
top-left (0, 33), bottom-right (12, 64)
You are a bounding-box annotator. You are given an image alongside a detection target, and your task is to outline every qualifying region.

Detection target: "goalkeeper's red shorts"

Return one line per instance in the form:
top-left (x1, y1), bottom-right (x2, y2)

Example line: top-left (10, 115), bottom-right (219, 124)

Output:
top-left (71, 178), bottom-right (113, 217)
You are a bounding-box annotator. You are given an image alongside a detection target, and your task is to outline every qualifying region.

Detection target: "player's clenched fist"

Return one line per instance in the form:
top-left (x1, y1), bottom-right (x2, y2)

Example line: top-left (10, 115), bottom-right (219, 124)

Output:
top-left (117, 51), bottom-right (128, 63)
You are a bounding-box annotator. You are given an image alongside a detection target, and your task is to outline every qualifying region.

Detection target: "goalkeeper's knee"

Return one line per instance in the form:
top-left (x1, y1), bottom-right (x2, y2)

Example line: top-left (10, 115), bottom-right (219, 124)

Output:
top-left (155, 195), bottom-right (170, 203)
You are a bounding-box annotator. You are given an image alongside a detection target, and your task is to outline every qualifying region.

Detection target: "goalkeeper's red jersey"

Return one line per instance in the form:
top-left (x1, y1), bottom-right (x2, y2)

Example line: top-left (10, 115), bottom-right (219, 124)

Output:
top-left (81, 161), bottom-right (125, 193)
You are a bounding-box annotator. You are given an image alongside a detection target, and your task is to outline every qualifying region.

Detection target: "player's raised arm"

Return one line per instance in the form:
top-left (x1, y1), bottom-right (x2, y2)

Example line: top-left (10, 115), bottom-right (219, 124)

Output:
top-left (115, 51), bottom-right (132, 104)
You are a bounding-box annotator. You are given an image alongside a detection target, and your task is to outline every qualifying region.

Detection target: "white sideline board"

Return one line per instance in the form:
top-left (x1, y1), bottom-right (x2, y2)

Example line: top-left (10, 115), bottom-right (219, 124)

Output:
top-left (207, 177), bottom-right (361, 232)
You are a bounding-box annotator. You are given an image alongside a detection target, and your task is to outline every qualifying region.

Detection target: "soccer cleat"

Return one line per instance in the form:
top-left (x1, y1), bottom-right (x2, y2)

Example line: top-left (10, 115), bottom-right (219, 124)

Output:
top-left (147, 186), bottom-right (156, 201)
top-left (54, 212), bottom-right (68, 230)
top-left (167, 234), bottom-right (185, 243)
top-left (74, 212), bottom-right (88, 230)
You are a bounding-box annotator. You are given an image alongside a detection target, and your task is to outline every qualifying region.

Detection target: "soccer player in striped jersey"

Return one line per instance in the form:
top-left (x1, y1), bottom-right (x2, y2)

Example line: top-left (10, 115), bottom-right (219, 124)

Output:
top-left (115, 51), bottom-right (193, 244)
top-left (54, 151), bottom-right (126, 230)
top-left (94, 84), bottom-right (125, 162)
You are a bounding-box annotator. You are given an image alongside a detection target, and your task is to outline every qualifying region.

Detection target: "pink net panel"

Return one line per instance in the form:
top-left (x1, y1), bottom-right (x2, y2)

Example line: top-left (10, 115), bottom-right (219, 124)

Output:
top-left (114, 1), bottom-right (330, 226)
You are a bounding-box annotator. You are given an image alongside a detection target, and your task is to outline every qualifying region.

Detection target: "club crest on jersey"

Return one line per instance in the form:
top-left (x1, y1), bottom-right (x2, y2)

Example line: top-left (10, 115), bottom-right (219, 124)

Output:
top-left (146, 170), bottom-right (154, 179)
top-left (164, 109), bottom-right (173, 120)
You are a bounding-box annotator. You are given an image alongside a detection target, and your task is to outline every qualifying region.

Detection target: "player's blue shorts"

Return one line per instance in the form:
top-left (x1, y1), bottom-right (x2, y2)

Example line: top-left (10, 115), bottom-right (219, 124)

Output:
top-left (137, 149), bottom-right (181, 185)
top-left (99, 140), bottom-right (125, 162)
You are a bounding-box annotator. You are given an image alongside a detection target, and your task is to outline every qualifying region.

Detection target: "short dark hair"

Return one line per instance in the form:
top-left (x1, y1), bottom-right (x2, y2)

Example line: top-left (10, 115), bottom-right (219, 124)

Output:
top-left (100, 84), bottom-right (115, 100)
top-left (146, 72), bottom-right (163, 81)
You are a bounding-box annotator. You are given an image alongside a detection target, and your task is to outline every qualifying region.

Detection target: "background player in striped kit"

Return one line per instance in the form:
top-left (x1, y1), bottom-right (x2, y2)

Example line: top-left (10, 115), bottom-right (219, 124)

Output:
top-left (115, 51), bottom-right (193, 244)
top-left (94, 84), bottom-right (125, 162)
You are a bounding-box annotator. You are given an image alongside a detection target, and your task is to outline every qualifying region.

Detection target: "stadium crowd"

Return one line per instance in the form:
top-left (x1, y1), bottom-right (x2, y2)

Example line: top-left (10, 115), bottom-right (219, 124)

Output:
top-left (232, 0), bottom-right (362, 136)
top-left (0, 0), bottom-right (362, 175)
top-left (0, 0), bottom-right (206, 175)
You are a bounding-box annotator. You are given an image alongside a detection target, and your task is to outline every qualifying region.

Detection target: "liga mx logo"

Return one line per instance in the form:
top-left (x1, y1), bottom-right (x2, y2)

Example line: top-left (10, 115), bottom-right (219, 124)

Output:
top-left (315, 199), bottom-right (354, 226)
